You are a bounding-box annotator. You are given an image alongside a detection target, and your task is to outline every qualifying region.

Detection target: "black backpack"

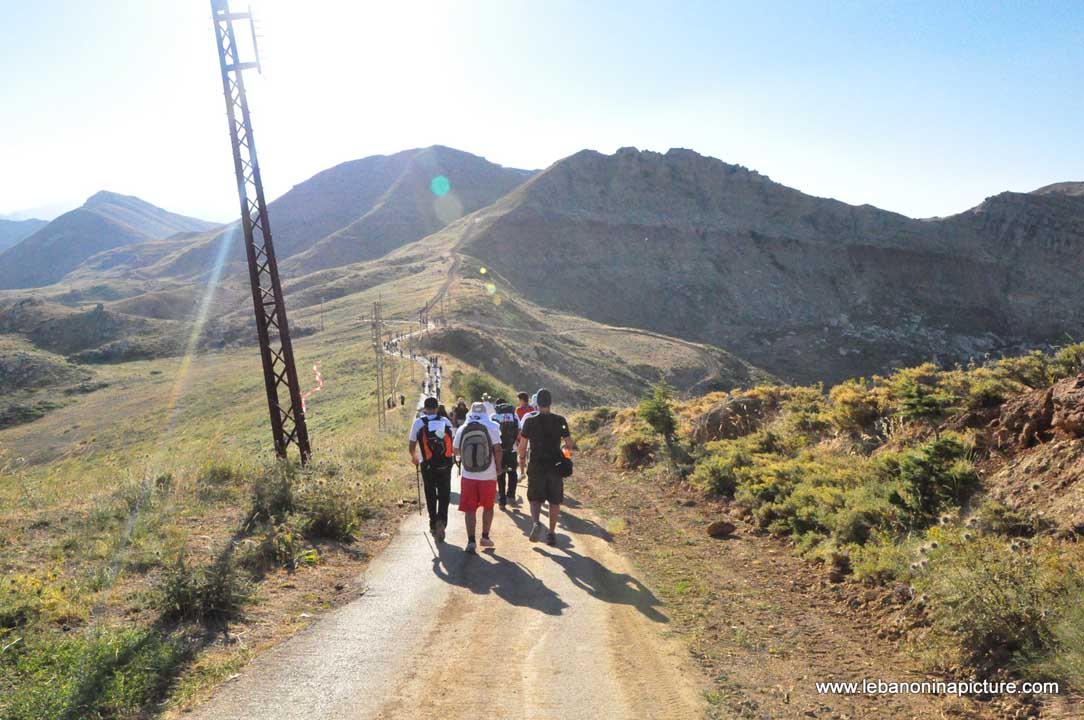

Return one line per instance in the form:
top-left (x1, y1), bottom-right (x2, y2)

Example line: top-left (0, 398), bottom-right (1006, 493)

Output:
top-left (459, 421), bottom-right (493, 473)
top-left (417, 418), bottom-right (453, 469)
top-left (495, 404), bottom-right (519, 451)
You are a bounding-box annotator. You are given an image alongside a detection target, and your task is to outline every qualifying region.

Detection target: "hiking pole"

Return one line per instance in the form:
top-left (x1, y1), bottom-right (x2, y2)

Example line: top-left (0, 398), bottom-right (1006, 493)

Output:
top-left (415, 463), bottom-right (422, 516)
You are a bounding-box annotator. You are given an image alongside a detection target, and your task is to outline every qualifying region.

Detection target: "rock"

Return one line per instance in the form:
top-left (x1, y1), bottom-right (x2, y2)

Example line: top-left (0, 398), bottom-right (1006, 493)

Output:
top-left (1052, 375), bottom-right (1084, 437)
top-left (706, 520), bottom-right (737, 538)
top-left (679, 498), bottom-right (697, 507)
top-left (691, 396), bottom-right (771, 444)
top-left (993, 386), bottom-right (1053, 448)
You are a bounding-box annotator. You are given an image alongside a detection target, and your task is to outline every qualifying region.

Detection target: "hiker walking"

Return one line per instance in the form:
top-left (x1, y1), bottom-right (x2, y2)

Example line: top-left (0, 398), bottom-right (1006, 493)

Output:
top-left (399, 393), bottom-right (406, 407)
top-left (514, 391), bottom-right (535, 422)
top-left (409, 397), bottom-right (455, 542)
top-left (451, 397), bottom-right (469, 429)
top-left (518, 388), bottom-right (576, 546)
top-left (453, 402), bottom-right (503, 553)
top-left (492, 398), bottom-right (521, 510)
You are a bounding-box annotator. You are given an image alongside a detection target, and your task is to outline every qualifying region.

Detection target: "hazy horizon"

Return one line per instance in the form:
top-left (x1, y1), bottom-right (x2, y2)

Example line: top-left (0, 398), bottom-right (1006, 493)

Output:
top-left (3, 0), bottom-right (1082, 223)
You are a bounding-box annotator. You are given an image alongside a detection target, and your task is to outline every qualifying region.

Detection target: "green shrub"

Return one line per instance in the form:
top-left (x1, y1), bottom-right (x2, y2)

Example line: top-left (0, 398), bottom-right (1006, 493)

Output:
top-left (879, 436), bottom-right (978, 527)
top-left (249, 464), bottom-right (296, 525)
top-left (975, 501), bottom-right (1039, 537)
top-left (1053, 342), bottom-right (1084, 378)
top-left (296, 480), bottom-right (371, 542)
top-left (638, 383), bottom-right (677, 438)
top-left (448, 370), bottom-right (510, 403)
top-left (154, 555), bottom-right (251, 622)
top-left (690, 443), bottom-right (752, 497)
top-left (241, 518), bottom-right (319, 574)
top-left (915, 540), bottom-right (1053, 675)
top-left (827, 378), bottom-right (883, 434)
top-left (990, 350), bottom-right (1057, 390)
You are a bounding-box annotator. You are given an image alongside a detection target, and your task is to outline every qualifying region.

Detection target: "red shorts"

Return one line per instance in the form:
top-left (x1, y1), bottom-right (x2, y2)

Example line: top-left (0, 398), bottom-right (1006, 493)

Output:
top-left (458, 478), bottom-right (497, 512)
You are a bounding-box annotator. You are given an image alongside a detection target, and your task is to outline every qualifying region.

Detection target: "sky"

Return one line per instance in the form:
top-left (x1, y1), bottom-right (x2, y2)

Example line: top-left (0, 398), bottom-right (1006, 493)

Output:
top-left (1, 0), bottom-right (1082, 222)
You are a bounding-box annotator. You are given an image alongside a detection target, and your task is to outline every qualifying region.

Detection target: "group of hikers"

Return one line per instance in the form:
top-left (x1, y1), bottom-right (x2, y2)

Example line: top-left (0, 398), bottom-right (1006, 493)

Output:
top-left (408, 388), bottom-right (576, 553)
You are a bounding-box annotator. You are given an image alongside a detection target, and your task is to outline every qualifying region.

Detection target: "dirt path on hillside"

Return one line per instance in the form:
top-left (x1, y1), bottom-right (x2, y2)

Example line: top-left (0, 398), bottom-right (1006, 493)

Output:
top-left (186, 469), bottom-right (707, 720)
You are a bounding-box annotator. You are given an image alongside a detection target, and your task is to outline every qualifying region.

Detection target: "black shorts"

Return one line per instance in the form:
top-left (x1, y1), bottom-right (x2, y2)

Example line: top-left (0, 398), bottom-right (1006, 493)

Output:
top-left (526, 465), bottom-right (563, 504)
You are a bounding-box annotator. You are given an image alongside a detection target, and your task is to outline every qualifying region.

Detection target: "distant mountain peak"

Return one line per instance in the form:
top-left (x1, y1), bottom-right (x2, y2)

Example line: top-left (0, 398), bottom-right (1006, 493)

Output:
top-left (84, 190), bottom-right (138, 207)
top-left (1031, 182), bottom-right (1084, 198)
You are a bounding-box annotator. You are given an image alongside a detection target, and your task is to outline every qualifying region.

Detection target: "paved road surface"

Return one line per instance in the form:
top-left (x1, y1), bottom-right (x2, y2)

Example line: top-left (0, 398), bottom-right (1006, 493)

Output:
top-left (189, 470), bottom-right (705, 719)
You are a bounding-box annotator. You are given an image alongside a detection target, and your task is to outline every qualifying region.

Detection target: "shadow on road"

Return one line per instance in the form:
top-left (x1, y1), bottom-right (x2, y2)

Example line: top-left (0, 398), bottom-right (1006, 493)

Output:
top-left (432, 542), bottom-right (568, 616)
top-left (504, 501), bottom-right (611, 545)
top-left (533, 545), bottom-right (669, 624)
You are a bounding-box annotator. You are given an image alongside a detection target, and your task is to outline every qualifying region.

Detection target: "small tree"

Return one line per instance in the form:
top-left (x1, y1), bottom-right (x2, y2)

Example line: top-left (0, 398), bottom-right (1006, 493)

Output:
top-left (638, 383), bottom-right (677, 438)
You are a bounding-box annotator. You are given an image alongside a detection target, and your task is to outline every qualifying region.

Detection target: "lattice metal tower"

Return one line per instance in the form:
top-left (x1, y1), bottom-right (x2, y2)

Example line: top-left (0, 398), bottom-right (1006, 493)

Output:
top-left (211, 0), bottom-right (311, 463)
top-left (371, 301), bottom-right (387, 432)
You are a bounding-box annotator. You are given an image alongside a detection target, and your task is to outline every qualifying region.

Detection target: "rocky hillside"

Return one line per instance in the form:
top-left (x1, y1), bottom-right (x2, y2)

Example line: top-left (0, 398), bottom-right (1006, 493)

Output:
top-left (0, 192), bottom-right (217, 290)
top-left (0, 218), bottom-right (46, 253)
top-left (453, 147), bottom-right (1084, 383)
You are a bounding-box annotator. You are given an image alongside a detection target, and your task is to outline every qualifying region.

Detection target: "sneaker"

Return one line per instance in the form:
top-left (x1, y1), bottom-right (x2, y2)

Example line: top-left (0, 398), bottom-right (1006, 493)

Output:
top-left (480, 536), bottom-right (495, 548)
top-left (465, 540), bottom-right (477, 554)
top-left (529, 522), bottom-right (544, 543)
top-left (546, 532), bottom-right (557, 546)
top-left (434, 521), bottom-right (445, 543)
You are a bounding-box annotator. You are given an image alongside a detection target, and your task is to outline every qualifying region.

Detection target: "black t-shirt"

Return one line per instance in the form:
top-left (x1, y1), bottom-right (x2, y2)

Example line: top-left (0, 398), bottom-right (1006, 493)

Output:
top-left (520, 412), bottom-right (570, 468)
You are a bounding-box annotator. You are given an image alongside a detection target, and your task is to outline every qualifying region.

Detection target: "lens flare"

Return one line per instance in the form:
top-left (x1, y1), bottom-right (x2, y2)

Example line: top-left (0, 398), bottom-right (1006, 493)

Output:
top-left (479, 267), bottom-right (487, 275)
top-left (485, 282), bottom-right (496, 295)
top-left (430, 175), bottom-right (451, 196)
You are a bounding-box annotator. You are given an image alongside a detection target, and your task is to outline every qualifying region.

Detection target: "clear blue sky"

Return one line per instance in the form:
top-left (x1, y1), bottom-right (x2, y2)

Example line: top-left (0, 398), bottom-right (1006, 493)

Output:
top-left (1, 0), bottom-right (1081, 222)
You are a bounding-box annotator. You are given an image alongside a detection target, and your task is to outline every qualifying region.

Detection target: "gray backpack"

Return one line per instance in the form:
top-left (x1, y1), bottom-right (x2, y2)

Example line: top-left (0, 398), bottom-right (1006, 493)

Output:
top-left (460, 422), bottom-right (493, 473)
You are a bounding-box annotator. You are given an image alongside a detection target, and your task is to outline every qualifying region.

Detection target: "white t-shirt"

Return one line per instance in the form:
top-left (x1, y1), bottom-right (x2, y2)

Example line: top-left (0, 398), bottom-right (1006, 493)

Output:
top-left (453, 414), bottom-right (502, 481)
top-left (409, 414), bottom-right (455, 463)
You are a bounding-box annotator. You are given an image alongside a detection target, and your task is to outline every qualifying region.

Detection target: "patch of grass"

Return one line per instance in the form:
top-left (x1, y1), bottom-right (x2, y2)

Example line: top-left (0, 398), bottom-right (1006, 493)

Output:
top-left (0, 626), bottom-right (192, 720)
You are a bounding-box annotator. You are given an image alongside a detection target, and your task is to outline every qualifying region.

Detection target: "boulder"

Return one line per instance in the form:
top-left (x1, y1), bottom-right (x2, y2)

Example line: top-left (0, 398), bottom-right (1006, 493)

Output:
top-left (706, 520), bottom-right (737, 538)
top-left (991, 386), bottom-right (1053, 448)
top-left (691, 396), bottom-right (766, 444)
top-left (1052, 376), bottom-right (1084, 438)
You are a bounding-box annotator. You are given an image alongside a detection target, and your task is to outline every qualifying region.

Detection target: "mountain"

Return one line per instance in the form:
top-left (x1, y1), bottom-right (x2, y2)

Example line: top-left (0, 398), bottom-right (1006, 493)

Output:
top-left (0, 192), bottom-right (218, 290)
top-left (1032, 181), bottom-right (1084, 198)
top-left (106, 146), bottom-right (534, 282)
top-left (447, 147), bottom-right (1084, 383)
top-left (0, 218), bottom-right (47, 253)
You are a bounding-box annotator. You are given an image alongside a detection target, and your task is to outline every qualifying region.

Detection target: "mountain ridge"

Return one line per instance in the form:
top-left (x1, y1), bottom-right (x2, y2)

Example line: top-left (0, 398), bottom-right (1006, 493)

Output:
top-left (0, 192), bottom-right (217, 290)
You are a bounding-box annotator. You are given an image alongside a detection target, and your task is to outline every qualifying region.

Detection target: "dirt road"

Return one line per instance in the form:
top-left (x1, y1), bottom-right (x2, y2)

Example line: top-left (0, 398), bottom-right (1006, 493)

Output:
top-left (188, 470), bottom-right (707, 720)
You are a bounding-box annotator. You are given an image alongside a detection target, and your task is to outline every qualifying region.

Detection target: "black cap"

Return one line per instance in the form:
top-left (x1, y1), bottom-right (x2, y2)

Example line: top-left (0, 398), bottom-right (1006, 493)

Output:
top-left (536, 388), bottom-right (552, 408)
top-left (423, 396), bottom-right (439, 409)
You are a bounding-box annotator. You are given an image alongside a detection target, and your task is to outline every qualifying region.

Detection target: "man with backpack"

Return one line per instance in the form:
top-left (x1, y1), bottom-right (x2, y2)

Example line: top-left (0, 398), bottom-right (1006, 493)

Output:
top-left (514, 391), bottom-right (535, 421)
top-left (491, 399), bottom-right (521, 510)
top-left (453, 402), bottom-right (503, 554)
top-left (408, 396), bottom-right (455, 542)
top-left (518, 388), bottom-right (577, 546)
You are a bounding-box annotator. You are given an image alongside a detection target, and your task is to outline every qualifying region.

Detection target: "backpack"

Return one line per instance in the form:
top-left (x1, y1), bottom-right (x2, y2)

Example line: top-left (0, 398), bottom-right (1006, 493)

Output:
top-left (495, 404), bottom-right (519, 451)
top-left (417, 418), bottom-right (453, 469)
top-left (459, 421), bottom-right (493, 474)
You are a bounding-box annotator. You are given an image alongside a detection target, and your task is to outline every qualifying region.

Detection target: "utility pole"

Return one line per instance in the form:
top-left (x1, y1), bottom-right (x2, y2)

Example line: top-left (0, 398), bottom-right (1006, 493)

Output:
top-left (211, 0), bottom-right (310, 464)
top-left (371, 301), bottom-right (387, 432)
top-left (319, 296), bottom-right (326, 332)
